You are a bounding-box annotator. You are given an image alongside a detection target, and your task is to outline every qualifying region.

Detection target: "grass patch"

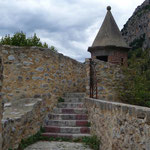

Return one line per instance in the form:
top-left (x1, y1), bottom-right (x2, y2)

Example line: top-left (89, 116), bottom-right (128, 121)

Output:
top-left (73, 136), bottom-right (100, 150)
top-left (9, 127), bottom-right (49, 150)
top-left (58, 97), bottom-right (65, 103)
top-left (9, 126), bottom-right (100, 150)
top-left (86, 122), bottom-right (91, 127)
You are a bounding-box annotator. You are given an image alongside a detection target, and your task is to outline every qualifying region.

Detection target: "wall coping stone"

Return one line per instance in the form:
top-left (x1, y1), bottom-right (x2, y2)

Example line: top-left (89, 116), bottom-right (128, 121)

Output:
top-left (0, 45), bottom-right (84, 65)
top-left (85, 98), bottom-right (150, 121)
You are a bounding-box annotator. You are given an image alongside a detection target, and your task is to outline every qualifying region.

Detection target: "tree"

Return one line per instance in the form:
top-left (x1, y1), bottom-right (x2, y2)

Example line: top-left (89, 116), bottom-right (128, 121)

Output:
top-left (119, 49), bottom-right (150, 107)
top-left (50, 46), bottom-right (57, 52)
top-left (0, 31), bottom-right (57, 51)
top-left (27, 33), bottom-right (43, 47)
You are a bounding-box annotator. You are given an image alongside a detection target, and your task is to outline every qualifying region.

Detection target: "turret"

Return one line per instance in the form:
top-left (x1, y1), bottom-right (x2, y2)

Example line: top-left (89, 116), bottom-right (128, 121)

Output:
top-left (88, 6), bottom-right (130, 66)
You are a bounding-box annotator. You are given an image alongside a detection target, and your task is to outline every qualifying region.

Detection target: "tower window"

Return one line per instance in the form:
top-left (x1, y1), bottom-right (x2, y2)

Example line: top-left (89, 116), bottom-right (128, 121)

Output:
top-left (96, 56), bottom-right (108, 62)
top-left (121, 58), bottom-right (124, 65)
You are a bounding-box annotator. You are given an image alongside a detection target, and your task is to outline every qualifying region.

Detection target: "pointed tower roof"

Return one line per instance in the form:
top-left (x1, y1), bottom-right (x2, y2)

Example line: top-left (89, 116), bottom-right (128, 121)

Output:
top-left (92, 6), bottom-right (129, 48)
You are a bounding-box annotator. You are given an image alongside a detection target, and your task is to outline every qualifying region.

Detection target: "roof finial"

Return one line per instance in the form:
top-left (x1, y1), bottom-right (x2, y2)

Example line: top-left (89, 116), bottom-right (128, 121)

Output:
top-left (107, 6), bottom-right (111, 11)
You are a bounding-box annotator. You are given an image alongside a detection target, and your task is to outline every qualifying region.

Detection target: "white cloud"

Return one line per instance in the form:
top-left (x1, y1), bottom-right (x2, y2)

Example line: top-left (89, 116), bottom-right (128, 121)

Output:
top-left (0, 0), bottom-right (144, 62)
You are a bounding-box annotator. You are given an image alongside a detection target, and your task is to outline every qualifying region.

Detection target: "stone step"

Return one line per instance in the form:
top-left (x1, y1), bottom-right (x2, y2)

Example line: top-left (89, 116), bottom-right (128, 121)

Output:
top-left (57, 103), bottom-right (85, 108)
top-left (63, 97), bottom-right (83, 103)
top-left (48, 114), bottom-right (88, 120)
top-left (53, 108), bottom-right (88, 114)
top-left (64, 93), bottom-right (86, 98)
top-left (42, 133), bottom-right (91, 139)
top-left (45, 120), bottom-right (90, 127)
top-left (44, 126), bottom-right (90, 134)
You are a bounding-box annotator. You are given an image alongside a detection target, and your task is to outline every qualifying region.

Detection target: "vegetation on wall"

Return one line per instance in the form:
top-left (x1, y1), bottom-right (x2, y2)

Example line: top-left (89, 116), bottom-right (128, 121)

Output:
top-left (8, 127), bottom-right (100, 150)
top-left (129, 34), bottom-right (145, 50)
top-left (58, 97), bottom-right (65, 103)
top-left (134, 4), bottom-right (150, 18)
top-left (119, 48), bottom-right (150, 107)
top-left (0, 31), bottom-right (57, 51)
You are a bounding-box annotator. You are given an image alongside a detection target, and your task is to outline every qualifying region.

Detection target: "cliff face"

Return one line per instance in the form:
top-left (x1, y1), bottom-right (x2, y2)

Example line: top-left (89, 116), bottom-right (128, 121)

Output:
top-left (121, 0), bottom-right (150, 49)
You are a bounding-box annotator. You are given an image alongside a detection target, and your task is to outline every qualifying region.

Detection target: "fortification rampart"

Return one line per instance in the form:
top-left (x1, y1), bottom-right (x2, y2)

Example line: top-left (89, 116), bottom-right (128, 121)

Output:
top-left (0, 45), bottom-right (86, 106)
top-left (1, 45), bottom-right (150, 150)
top-left (84, 98), bottom-right (150, 150)
top-left (0, 45), bottom-right (86, 149)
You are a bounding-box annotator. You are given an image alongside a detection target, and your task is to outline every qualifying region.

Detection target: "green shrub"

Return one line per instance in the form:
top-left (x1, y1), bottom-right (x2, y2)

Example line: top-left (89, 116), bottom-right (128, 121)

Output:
top-left (8, 127), bottom-right (47, 150)
top-left (9, 127), bottom-right (100, 150)
top-left (0, 31), bottom-right (57, 51)
top-left (58, 97), bottom-right (65, 103)
top-left (129, 34), bottom-right (145, 50)
top-left (119, 49), bottom-right (150, 107)
top-left (86, 122), bottom-right (91, 127)
top-left (80, 136), bottom-right (100, 150)
top-left (134, 4), bottom-right (150, 17)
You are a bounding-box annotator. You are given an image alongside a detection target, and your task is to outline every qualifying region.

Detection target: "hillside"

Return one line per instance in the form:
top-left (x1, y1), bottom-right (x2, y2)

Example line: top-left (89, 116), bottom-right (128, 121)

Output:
top-left (121, 0), bottom-right (150, 49)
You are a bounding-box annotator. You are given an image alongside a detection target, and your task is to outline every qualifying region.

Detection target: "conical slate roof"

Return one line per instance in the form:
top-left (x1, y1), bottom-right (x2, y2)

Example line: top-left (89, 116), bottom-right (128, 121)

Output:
top-left (92, 6), bottom-right (129, 48)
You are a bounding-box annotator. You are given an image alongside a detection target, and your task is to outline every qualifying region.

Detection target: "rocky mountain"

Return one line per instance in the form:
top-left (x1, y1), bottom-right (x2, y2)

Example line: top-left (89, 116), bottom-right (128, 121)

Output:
top-left (121, 0), bottom-right (150, 49)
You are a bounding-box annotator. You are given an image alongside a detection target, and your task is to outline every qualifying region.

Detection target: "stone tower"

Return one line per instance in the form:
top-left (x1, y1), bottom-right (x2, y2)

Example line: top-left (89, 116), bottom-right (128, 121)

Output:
top-left (88, 6), bottom-right (130, 66)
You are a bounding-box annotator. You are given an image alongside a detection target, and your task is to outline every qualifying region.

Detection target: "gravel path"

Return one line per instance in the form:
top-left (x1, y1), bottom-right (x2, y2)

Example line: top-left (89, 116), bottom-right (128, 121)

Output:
top-left (24, 141), bottom-right (93, 150)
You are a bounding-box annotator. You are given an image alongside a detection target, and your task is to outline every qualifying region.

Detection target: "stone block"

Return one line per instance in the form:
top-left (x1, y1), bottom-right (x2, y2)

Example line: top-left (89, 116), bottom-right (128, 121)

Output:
top-left (98, 86), bottom-right (104, 91)
top-left (34, 94), bottom-right (41, 98)
top-left (18, 76), bottom-right (23, 82)
top-left (32, 76), bottom-right (43, 80)
top-left (23, 61), bottom-right (33, 66)
top-left (2, 50), bottom-right (8, 54)
top-left (8, 55), bottom-right (15, 61)
top-left (107, 103), bottom-right (112, 111)
top-left (36, 67), bottom-right (44, 72)
top-left (146, 111), bottom-right (150, 125)
top-left (122, 105), bottom-right (129, 114)
top-left (137, 109), bottom-right (146, 119)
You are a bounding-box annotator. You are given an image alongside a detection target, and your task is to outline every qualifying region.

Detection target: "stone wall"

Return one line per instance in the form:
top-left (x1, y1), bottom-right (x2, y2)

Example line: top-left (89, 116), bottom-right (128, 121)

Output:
top-left (0, 45), bottom-right (86, 150)
top-left (85, 98), bottom-right (150, 150)
top-left (2, 98), bottom-right (46, 150)
top-left (0, 45), bottom-right (86, 108)
top-left (85, 59), bottom-right (123, 101)
top-left (0, 57), bottom-right (3, 150)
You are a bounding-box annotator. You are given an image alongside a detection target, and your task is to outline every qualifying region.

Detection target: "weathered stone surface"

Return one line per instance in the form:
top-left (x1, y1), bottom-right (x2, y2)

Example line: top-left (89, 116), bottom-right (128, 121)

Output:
top-left (23, 61), bottom-right (33, 66)
top-left (8, 55), bottom-right (15, 61)
top-left (2, 50), bottom-right (8, 54)
top-left (2, 98), bottom-right (47, 150)
top-left (84, 98), bottom-right (150, 150)
top-left (32, 76), bottom-right (43, 80)
top-left (0, 45), bottom-right (86, 106)
top-left (36, 67), bottom-right (44, 72)
top-left (25, 141), bottom-right (92, 150)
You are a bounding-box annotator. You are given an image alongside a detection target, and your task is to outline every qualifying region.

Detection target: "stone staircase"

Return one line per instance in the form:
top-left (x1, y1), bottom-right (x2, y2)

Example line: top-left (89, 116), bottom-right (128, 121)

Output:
top-left (42, 93), bottom-right (91, 139)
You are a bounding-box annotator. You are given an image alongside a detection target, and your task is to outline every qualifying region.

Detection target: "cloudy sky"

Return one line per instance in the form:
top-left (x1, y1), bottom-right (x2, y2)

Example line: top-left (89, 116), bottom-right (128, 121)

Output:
top-left (0, 0), bottom-right (144, 62)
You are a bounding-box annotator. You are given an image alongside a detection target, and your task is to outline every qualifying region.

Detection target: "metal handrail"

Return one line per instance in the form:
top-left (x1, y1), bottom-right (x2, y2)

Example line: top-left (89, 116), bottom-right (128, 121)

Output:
top-left (89, 59), bottom-right (98, 99)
